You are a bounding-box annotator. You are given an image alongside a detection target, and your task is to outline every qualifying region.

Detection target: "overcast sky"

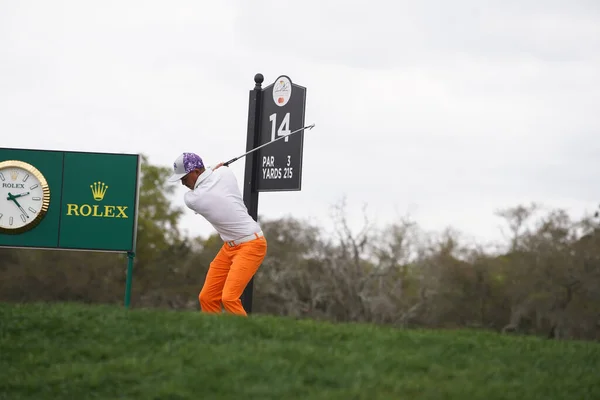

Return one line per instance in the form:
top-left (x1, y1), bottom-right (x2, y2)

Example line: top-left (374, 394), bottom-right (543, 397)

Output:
top-left (1, 0), bottom-right (599, 249)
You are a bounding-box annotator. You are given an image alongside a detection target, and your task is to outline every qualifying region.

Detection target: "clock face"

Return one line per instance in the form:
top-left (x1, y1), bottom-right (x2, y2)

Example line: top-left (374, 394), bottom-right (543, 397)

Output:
top-left (0, 160), bottom-right (50, 234)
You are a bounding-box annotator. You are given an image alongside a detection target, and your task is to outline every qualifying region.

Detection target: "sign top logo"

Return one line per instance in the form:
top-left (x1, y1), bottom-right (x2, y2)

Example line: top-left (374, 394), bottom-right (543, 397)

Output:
top-left (90, 181), bottom-right (108, 201)
top-left (273, 76), bottom-right (292, 107)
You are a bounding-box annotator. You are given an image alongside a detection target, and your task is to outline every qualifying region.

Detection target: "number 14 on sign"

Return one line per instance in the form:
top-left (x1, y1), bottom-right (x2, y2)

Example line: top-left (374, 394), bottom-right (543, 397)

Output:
top-left (270, 112), bottom-right (291, 142)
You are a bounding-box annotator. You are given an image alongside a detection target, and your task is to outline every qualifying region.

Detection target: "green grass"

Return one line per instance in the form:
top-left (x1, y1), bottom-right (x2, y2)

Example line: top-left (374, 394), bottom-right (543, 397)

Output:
top-left (1, 302), bottom-right (599, 400)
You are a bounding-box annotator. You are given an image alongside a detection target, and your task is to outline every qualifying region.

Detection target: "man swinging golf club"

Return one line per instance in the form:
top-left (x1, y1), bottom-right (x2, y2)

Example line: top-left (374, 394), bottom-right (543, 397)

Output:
top-left (167, 152), bottom-right (267, 316)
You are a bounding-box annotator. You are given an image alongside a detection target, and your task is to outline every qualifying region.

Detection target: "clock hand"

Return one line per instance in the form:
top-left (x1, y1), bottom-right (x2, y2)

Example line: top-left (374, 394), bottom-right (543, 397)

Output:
top-left (19, 205), bottom-right (30, 219)
top-left (7, 191), bottom-right (30, 200)
top-left (7, 192), bottom-right (20, 205)
top-left (6, 192), bottom-right (29, 218)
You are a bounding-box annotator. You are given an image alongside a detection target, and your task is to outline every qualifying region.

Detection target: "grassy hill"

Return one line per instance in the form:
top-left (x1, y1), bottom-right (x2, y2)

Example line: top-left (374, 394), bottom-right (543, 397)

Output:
top-left (1, 302), bottom-right (599, 399)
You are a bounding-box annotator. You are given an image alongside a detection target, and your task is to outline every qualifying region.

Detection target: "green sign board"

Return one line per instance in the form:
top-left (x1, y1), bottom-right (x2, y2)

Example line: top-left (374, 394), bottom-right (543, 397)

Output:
top-left (0, 147), bottom-right (141, 307)
top-left (0, 147), bottom-right (140, 252)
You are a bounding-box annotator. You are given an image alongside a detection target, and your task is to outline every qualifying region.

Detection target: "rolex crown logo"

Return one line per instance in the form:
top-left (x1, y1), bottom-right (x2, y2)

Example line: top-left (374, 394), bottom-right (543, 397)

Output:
top-left (90, 181), bottom-right (108, 201)
top-left (10, 170), bottom-right (18, 181)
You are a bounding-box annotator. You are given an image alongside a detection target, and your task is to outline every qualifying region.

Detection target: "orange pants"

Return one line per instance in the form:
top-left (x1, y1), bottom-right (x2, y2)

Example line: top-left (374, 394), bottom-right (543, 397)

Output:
top-left (198, 236), bottom-right (267, 316)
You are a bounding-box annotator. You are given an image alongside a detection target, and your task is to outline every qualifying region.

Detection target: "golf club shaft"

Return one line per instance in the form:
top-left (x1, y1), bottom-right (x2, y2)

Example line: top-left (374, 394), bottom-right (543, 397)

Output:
top-left (223, 123), bottom-right (315, 166)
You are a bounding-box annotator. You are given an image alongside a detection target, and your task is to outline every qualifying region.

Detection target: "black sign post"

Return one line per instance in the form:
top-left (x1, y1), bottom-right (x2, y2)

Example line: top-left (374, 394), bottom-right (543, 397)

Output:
top-left (240, 73), bottom-right (308, 314)
top-left (240, 73), bottom-right (263, 314)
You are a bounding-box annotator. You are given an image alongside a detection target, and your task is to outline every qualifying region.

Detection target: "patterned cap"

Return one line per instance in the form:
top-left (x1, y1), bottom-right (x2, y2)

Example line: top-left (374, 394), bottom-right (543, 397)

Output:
top-left (167, 152), bottom-right (204, 182)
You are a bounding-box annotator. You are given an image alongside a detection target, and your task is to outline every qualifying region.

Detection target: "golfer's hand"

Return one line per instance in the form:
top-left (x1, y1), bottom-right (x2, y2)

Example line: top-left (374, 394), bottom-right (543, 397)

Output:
top-left (213, 162), bottom-right (225, 170)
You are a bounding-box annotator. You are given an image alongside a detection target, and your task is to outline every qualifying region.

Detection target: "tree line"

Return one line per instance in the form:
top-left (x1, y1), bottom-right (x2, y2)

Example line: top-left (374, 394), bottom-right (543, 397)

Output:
top-left (1, 155), bottom-right (599, 342)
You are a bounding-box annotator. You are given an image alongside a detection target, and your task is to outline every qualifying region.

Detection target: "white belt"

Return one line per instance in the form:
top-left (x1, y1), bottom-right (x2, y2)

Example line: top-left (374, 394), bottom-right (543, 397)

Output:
top-left (226, 231), bottom-right (264, 247)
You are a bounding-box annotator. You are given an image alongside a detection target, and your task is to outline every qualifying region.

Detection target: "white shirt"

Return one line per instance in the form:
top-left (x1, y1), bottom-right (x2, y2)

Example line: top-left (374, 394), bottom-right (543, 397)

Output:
top-left (183, 167), bottom-right (262, 242)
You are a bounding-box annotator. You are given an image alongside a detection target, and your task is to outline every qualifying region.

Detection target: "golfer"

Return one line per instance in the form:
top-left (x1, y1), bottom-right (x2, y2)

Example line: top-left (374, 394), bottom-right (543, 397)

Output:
top-left (167, 152), bottom-right (267, 316)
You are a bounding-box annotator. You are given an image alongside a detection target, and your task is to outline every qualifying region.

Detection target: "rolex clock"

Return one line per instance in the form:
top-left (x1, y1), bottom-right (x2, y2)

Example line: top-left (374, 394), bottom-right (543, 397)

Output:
top-left (0, 160), bottom-right (50, 234)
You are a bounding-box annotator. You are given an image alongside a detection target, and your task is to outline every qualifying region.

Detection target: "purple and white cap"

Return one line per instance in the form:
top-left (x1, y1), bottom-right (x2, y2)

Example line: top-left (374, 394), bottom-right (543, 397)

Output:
top-left (167, 152), bottom-right (204, 182)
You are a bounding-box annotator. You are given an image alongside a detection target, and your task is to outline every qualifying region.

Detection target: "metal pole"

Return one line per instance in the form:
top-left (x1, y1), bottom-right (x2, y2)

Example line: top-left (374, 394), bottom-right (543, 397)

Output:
top-left (240, 73), bottom-right (264, 314)
top-left (124, 251), bottom-right (135, 308)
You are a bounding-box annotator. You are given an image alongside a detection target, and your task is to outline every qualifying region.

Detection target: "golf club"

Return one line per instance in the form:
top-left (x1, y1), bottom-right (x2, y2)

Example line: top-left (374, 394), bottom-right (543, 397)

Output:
top-left (223, 123), bottom-right (315, 167)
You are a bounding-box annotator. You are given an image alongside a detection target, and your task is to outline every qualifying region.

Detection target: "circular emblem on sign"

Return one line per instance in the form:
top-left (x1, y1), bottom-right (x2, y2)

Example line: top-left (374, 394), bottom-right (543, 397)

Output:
top-left (273, 76), bottom-right (292, 107)
top-left (0, 160), bottom-right (51, 234)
